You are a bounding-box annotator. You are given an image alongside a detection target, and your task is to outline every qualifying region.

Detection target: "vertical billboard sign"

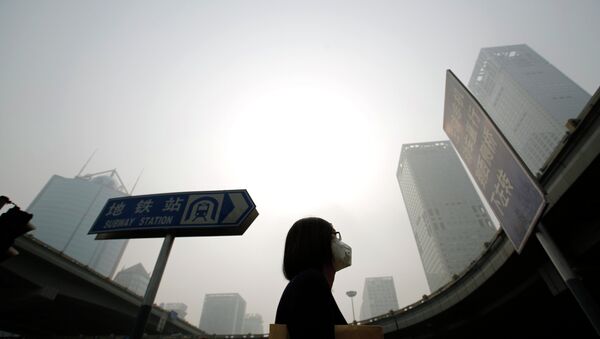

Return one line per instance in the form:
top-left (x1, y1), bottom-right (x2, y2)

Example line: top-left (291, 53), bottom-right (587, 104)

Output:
top-left (443, 70), bottom-right (546, 253)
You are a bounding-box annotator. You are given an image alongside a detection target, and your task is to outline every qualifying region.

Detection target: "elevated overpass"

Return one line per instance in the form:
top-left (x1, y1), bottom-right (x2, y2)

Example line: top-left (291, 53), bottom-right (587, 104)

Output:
top-left (362, 89), bottom-right (600, 337)
top-left (0, 235), bottom-right (205, 336)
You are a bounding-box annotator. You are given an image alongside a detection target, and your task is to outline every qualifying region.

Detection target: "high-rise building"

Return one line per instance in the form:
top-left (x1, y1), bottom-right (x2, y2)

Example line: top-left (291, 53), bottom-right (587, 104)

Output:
top-left (114, 263), bottom-right (150, 296)
top-left (199, 293), bottom-right (246, 335)
top-left (359, 276), bottom-right (399, 320)
top-left (27, 170), bottom-right (129, 277)
top-left (468, 44), bottom-right (590, 175)
top-left (160, 302), bottom-right (188, 320)
top-left (242, 313), bottom-right (264, 334)
top-left (397, 141), bottom-right (496, 292)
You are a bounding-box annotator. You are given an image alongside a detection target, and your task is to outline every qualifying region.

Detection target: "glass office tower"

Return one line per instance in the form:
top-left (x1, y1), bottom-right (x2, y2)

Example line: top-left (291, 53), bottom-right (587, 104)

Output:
top-left (27, 170), bottom-right (129, 277)
top-left (359, 276), bottom-right (399, 320)
top-left (397, 141), bottom-right (496, 292)
top-left (199, 293), bottom-right (246, 334)
top-left (242, 314), bottom-right (264, 334)
top-left (468, 44), bottom-right (590, 175)
top-left (114, 263), bottom-right (150, 296)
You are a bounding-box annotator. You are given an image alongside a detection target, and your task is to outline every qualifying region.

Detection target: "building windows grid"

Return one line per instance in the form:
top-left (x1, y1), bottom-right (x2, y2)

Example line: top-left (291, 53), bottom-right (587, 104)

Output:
top-left (468, 44), bottom-right (590, 175)
top-left (397, 141), bottom-right (496, 292)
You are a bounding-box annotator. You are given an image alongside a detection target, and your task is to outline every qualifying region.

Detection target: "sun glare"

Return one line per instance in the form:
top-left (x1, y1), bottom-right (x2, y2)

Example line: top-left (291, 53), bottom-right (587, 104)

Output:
top-left (222, 74), bottom-right (379, 213)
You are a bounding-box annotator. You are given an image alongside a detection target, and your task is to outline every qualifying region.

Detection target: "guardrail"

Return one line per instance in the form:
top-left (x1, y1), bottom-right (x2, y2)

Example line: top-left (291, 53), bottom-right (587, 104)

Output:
top-left (357, 230), bottom-right (513, 332)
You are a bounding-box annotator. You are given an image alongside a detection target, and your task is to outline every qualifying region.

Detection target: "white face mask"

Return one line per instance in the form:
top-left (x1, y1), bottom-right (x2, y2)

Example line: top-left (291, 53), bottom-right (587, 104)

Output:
top-left (331, 238), bottom-right (352, 272)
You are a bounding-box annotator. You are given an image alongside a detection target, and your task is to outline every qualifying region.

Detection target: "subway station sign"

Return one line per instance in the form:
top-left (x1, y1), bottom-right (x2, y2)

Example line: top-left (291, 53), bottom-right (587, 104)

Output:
top-left (443, 70), bottom-right (546, 253)
top-left (89, 189), bottom-right (258, 239)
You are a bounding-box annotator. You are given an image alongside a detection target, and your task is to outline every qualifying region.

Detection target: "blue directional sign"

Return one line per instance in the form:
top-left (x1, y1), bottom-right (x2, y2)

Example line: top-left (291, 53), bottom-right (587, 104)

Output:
top-left (89, 189), bottom-right (258, 239)
top-left (443, 70), bottom-right (546, 253)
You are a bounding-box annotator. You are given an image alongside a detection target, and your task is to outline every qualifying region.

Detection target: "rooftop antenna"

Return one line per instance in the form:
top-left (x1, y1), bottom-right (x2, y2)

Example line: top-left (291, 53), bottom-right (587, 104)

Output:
top-left (77, 149), bottom-right (98, 177)
top-left (109, 169), bottom-right (130, 195)
top-left (131, 169), bottom-right (144, 195)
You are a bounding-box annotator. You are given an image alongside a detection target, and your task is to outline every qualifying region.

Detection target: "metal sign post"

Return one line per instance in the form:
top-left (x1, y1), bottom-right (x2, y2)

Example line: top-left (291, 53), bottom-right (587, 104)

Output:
top-left (535, 224), bottom-right (600, 335)
top-left (131, 234), bottom-right (175, 339)
top-left (89, 189), bottom-right (258, 338)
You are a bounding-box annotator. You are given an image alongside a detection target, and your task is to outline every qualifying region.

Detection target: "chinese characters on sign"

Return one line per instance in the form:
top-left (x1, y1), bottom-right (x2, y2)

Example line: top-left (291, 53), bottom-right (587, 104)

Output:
top-left (163, 197), bottom-right (183, 212)
top-left (443, 70), bottom-right (546, 253)
top-left (106, 198), bottom-right (184, 217)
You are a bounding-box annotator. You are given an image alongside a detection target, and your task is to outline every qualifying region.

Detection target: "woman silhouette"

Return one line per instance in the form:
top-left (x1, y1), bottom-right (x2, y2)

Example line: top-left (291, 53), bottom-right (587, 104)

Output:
top-left (275, 217), bottom-right (352, 339)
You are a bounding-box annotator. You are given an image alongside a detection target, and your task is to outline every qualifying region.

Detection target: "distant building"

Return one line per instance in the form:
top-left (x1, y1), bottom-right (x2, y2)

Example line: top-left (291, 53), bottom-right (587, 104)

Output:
top-left (242, 313), bottom-right (264, 334)
top-left (397, 141), bottom-right (496, 292)
top-left (27, 170), bottom-right (129, 277)
top-left (160, 302), bottom-right (188, 320)
top-left (113, 263), bottom-right (149, 296)
top-left (359, 276), bottom-right (399, 320)
top-left (199, 293), bottom-right (246, 335)
top-left (468, 44), bottom-right (590, 175)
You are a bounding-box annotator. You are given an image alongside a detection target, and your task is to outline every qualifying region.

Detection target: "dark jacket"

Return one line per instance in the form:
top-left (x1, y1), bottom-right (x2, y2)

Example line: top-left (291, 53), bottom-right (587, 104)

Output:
top-left (275, 269), bottom-right (347, 339)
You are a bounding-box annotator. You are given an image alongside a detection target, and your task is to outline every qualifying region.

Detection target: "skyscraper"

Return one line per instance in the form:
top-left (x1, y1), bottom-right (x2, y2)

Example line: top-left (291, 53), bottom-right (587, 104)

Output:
top-left (114, 263), bottom-right (150, 296)
top-left (199, 293), bottom-right (246, 335)
top-left (359, 276), bottom-right (399, 320)
top-left (468, 44), bottom-right (590, 175)
top-left (27, 170), bottom-right (129, 278)
top-left (242, 313), bottom-right (264, 334)
top-left (397, 141), bottom-right (496, 292)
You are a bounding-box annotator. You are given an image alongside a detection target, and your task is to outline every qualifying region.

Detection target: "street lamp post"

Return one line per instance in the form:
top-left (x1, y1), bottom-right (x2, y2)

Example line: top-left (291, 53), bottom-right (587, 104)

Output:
top-left (346, 290), bottom-right (357, 324)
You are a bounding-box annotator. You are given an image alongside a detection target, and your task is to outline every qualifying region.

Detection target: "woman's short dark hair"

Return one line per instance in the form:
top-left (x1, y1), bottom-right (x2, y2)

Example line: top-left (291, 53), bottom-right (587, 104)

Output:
top-left (283, 217), bottom-right (334, 280)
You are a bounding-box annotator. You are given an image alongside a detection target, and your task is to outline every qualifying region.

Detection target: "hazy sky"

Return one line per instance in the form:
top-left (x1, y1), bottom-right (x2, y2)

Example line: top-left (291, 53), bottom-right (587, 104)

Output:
top-left (1, 0), bottom-right (599, 330)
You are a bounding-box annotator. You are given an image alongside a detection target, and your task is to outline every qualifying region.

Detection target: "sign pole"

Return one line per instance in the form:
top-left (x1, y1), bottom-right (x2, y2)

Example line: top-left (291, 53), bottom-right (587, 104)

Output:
top-left (535, 223), bottom-right (600, 335)
top-left (131, 234), bottom-right (175, 339)
top-left (89, 190), bottom-right (258, 336)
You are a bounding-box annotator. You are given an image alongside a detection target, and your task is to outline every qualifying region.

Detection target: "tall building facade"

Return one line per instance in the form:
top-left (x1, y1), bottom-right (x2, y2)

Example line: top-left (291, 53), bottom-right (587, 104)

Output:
top-left (114, 263), bottom-right (150, 296)
top-left (359, 276), bottom-right (399, 320)
top-left (199, 293), bottom-right (246, 334)
top-left (468, 44), bottom-right (590, 175)
top-left (27, 170), bottom-right (129, 277)
top-left (160, 302), bottom-right (188, 320)
top-left (242, 313), bottom-right (264, 334)
top-left (397, 141), bottom-right (496, 292)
